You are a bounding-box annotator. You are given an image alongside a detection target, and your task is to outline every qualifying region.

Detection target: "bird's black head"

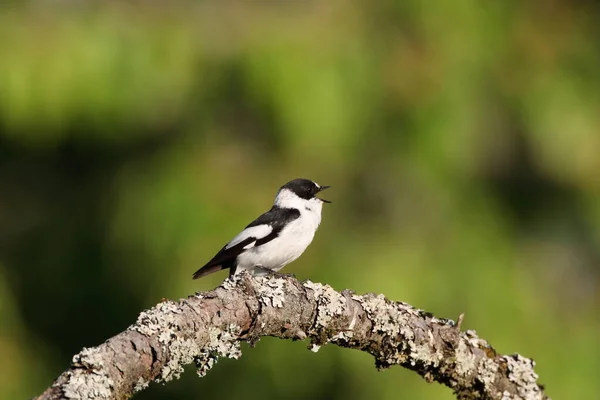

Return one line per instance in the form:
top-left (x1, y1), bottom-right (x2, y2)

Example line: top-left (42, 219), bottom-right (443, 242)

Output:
top-left (281, 178), bottom-right (331, 203)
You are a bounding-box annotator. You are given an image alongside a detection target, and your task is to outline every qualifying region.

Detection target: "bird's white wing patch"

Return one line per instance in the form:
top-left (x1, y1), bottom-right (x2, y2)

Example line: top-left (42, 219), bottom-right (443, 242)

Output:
top-left (225, 225), bottom-right (272, 249)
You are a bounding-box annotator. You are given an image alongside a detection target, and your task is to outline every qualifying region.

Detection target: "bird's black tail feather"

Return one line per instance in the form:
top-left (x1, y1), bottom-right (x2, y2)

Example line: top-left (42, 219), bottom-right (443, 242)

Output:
top-left (192, 264), bottom-right (224, 279)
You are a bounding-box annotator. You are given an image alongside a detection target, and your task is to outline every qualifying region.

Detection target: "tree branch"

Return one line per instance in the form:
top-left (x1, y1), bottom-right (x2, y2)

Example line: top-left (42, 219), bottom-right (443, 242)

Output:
top-left (35, 273), bottom-right (549, 400)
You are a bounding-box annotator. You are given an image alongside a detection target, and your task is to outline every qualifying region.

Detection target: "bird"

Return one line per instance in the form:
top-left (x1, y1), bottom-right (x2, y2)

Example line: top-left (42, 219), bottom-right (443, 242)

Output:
top-left (192, 178), bottom-right (330, 279)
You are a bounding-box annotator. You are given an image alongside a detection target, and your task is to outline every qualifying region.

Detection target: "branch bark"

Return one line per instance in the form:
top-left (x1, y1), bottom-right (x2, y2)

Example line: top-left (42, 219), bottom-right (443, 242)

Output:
top-left (35, 273), bottom-right (549, 400)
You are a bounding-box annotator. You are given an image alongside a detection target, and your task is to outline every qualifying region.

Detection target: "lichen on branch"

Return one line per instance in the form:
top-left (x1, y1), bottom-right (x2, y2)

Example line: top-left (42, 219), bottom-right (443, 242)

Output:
top-left (35, 273), bottom-right (549, 400)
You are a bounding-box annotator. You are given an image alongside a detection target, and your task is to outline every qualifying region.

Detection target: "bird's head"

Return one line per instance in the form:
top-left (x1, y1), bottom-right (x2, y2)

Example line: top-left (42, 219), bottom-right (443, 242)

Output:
top-left (275, 178), bottom-right (331, 210)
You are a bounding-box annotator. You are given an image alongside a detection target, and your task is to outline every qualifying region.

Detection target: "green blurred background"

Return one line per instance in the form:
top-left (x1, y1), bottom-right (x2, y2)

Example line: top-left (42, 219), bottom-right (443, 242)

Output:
top-left (1, 1), bottom-right (599, 399)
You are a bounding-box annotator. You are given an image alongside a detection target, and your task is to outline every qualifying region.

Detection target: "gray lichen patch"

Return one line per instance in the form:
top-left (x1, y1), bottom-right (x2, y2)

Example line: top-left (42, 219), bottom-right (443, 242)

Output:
top-left (455, 333), bottom-right (508, 395)
top-left (501, 390), bottom-right (514, 400)
top-left (256, 277), bottom-right (287, 308)
top-left (131, 301), bottom-right (183, 338)
top-left (72, 347), bottom-right (106, 369)
top-left (129, 301), bottom-right (190, 382)
top-left (128, 300), bottom-right (242, 383)
top-left (468, 332), bottom-right (497, 359)
top-left (503, 354), bottom-right (543, 399)
top-left (455, 339), bottom-right (478, 377)
top-left (330, 331), bottom-right (354, 343)
top-left (60, 347), bottom-right (114, 399)
top-left (304, 280), bottom-right (346, 328)
top-left (353, 293), bottom-right (417, 342)
top-left (221, 273), bottom-right (245, 290)
top-left (159, 336), bottom-right (201, 382)
top-left (408, 336), bottom-right (444, 368)
top-left (61, 369), bottom-right (114, 399)
top-left (477, 356), bottom-right (498, 387)
top-left (454, 330), bottom-right (500, 387)
top-left (352, 293), bottom-right (451, 369)
top-left (133, 377), bottom-right (149, 393)
top-left (195, 324), bottom-right (242, 377)
top-left (196, 356), bottom-right (216, 377)
top-left (161, 320), bottom-right (242, 382)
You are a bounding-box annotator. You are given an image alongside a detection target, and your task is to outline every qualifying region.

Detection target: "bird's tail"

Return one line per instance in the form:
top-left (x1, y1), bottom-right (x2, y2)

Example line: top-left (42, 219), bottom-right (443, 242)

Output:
top-left (192, 264), bottom-right (224, 280)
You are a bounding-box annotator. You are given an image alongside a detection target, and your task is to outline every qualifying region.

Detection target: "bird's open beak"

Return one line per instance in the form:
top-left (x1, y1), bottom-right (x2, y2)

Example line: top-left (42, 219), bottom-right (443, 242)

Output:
top-left (316, 185), bottom-right (331, 203)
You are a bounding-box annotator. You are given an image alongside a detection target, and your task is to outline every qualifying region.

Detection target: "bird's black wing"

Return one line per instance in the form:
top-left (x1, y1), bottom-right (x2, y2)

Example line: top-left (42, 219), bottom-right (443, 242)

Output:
top-left (192, 207), bottom-right (300, 279)
top-left (246, 206), bottom-right (301, 245)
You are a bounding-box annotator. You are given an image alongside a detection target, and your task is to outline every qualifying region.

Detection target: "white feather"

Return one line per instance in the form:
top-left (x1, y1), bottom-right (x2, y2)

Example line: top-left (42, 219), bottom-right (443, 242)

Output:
top-left (225, 224), bottom-right (272, 249)
top-left (274, 188), bottom-right (324, 215)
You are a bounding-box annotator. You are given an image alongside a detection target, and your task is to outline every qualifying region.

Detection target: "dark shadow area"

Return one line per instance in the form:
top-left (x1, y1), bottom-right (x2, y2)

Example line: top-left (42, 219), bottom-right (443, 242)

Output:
top-left (0, 125), bottom-right (184, 374)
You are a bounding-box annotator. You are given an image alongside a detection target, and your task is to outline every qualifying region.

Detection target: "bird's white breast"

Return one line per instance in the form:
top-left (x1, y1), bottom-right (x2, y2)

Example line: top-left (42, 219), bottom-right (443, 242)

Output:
top-left (235, 201), bottom-right (322, 275)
